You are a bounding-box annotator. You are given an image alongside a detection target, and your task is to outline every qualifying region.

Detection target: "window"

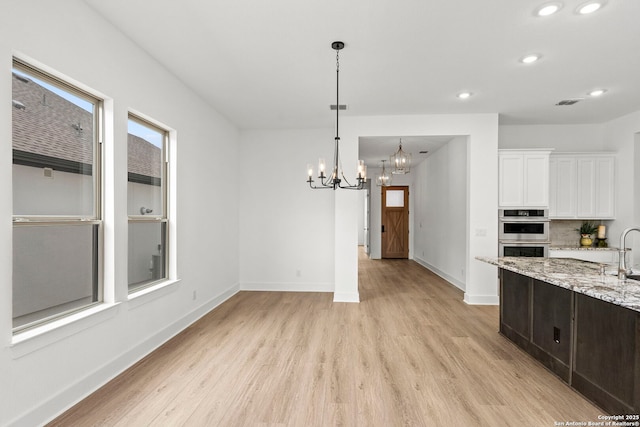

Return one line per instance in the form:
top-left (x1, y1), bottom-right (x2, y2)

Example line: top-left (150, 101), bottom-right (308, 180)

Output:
top-left (127, 114), bottom-right (169, 292)
top-left (12, 59), bottom-right (103, 332)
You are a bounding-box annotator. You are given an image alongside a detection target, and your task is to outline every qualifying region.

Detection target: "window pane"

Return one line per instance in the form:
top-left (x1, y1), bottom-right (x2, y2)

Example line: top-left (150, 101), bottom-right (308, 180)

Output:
top-left (128, 221), bottom-right (166, 291)
top-left (128, 118), bottom-right (164, 217)
top-left (12, 66), bottom-right (97, 217)
top-left (13, 223), bottom-right (99, 330)
top-left (386, 190), bottom-right (405, 207)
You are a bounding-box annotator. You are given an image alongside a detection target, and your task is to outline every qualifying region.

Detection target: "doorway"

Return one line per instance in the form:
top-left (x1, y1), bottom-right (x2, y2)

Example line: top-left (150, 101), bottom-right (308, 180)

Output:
top-left (381, 186), bottom-right (409, 259)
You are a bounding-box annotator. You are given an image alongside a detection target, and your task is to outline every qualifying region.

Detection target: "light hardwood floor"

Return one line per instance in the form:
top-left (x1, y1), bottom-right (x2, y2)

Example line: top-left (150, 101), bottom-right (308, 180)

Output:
top-left (50, 250), bottom-right (603, 426)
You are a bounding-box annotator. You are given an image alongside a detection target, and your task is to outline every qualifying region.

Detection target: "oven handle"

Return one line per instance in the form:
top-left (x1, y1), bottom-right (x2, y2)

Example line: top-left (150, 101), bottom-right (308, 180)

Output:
top-left (499, 218), bottom-right (550, 223)
top-left (498, 240), bottom-right (551, 244)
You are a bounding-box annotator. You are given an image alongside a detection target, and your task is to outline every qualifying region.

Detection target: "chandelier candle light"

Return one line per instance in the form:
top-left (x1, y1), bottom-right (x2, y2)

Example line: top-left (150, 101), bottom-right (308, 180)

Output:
top-left (307, 41), bottom-right (366, 190)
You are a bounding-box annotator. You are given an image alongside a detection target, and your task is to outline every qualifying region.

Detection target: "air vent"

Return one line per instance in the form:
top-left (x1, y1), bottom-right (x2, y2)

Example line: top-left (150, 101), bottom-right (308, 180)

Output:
top-left (330, 104), bottom-right (347, 110)
top-left (556, 98), bottom-right (583, 106)
top-left (419, 151), bottom-right (429, 154)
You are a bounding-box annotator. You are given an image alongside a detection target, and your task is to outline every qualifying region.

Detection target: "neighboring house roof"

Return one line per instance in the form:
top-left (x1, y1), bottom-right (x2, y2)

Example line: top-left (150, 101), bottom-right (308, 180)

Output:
top-left (127, 133), bottom-right (162, 179)
top-left (12, 72), bottom-right (161, 181)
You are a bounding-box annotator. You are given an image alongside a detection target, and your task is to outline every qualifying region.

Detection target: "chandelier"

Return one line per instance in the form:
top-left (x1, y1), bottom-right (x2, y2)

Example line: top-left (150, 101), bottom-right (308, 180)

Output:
top-left (376, 160), bottom-right (392, 187)
top-left (307, 41), bottom-right (366, 190)
top-left (390, 138), bottom-right (411, 174)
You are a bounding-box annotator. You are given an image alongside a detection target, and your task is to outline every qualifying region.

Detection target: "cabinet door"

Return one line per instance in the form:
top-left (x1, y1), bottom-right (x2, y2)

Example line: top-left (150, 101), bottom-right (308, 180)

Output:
top-left (594, 157), bottom-right (615, 218)
top-left (573, 293), bottom-right (639, 414)
top-left (549, 157), bottom-right (577, 218)
top-left (549, 158), bottom-right (557, 217)
top-left (499, 154), bottom-right (524, 207)
top-left (531, 279), bottom-right (572, 380)
top-left (500, 270), bottom-right (530, 343)
top-left (576, 158), bottom-right (596, 217)
top-left (523, 154), bottom-right (549, 207)
top-left (576, 156), bottom-right (616, 218)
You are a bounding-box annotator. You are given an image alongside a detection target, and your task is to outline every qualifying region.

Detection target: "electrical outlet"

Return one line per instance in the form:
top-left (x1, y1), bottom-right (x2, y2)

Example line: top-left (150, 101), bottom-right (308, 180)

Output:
top-left (192, 290), bottom-right (197, 300)
top-left (296, 270), bottom-right (301, 277)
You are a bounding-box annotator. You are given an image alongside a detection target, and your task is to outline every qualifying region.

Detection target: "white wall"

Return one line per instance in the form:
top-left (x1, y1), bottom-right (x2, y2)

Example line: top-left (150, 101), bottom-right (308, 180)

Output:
top-left (0, 1), bottom-right (240, 426)
top-left (128, 181), bottom-right (162, 216)
top-left (357, 189), bottom-right (365, 245)
top-left (499, 124), bottom-right (607, 151)
top-left (602, 111), bottom-right (640, 264)
top-left (239, 128), bottom-right (335, 292)
top-left (413, 137), bottom-right (468, 290)
top-left (13, 165), bottom-right (94, 216)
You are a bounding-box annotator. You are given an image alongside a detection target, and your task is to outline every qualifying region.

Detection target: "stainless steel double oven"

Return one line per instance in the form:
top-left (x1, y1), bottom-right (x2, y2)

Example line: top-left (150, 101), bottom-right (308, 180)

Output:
top-left (498, 209), bottom-right (550, 257)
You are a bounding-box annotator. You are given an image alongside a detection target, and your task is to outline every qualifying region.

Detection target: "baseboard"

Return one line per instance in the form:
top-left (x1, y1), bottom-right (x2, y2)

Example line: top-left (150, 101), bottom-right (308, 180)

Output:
top-left (240, 281), bottom-right (333, 293)
top-left (413, 256), bottom-right (465, 291)
top-left (463, 293), bottom-right (499, 305)
top-left (333, 292), bottom-right (360, 303)
top-left (13, 282), bottom-right (240, 427)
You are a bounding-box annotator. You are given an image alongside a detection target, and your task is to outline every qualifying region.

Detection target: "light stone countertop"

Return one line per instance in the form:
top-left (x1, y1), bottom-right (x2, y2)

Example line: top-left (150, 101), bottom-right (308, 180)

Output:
top-left (477, 256), bottom-right (640, 313)
top-left (550, 246), bottom-right (621, 251)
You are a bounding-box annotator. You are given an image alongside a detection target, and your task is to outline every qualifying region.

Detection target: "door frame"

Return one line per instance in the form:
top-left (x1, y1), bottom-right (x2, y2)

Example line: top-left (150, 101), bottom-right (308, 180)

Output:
top-left (381, 185), bottom-right (409, 259)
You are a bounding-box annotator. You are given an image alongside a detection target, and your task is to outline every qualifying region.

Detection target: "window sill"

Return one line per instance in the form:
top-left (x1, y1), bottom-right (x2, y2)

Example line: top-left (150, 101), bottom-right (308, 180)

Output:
top-left (127, 278), bottom-right (181, 310)
top-left (11, 302), bottom-right (121, 359)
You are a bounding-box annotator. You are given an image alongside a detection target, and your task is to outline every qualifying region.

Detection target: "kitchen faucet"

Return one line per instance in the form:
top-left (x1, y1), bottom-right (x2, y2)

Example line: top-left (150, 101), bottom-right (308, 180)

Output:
top-left (618, 227), bottom-right (640, 279)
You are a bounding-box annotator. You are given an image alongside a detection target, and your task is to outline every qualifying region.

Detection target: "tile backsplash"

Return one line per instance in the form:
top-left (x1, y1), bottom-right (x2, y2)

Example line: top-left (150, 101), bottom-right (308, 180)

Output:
top-left (550, 220), bottom-right (611, 247)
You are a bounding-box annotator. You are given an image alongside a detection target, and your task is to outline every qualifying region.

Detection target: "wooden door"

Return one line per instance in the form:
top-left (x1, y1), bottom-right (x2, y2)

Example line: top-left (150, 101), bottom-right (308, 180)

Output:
top-left (381, 186), bottom-right (409, 259)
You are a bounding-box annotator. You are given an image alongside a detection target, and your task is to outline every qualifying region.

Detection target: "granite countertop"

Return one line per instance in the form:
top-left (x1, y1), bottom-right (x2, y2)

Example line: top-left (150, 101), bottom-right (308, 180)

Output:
top-left (477, 256), bottom-right (640, 313)
top-left (550, 246), bottom-right (621, 251)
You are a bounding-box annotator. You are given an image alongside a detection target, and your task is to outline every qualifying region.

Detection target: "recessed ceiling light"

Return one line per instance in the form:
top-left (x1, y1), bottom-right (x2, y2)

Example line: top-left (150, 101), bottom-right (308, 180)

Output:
top-left (457, 91), bottom-right (472, 99)
top-left (588, 89), bottom-right (607, 97)
top-left (535, 2), bottom-right (563, 16)
top-left (520, 54), bottom-right (541, 64)
top-left (577, 1), bottom-right (605, 14)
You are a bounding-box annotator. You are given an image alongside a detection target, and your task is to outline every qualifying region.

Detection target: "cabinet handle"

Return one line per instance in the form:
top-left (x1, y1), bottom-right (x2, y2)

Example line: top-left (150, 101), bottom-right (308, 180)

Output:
top-left (553, 326), bottom-right (560, 343)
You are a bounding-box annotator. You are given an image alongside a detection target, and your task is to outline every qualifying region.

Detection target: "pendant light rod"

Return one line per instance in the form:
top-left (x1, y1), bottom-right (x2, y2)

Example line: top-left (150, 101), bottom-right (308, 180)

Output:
top-left (333, 41), bottom-right (343, 146)
top-left (307, 41), bottom-right (366, 190)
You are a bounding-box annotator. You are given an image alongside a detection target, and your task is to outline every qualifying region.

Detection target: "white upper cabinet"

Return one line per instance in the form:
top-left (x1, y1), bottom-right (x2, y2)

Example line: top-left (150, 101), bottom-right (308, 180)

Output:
top-left (549, 153), bottom-right (616, 219)
top-left (499, 150), bottom-right (551, 208)
top-left (549, 156), bottom-right (577, 217)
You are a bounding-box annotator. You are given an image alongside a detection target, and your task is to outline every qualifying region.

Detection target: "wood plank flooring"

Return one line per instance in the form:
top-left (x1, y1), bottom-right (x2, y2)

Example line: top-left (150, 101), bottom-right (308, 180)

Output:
top-left (49, 250), bottom-right (603, 426)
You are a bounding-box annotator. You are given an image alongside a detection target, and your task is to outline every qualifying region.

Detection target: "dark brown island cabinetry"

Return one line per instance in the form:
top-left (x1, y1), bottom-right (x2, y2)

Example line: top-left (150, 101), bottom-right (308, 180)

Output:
top-left (500, 269), bottom-right (640, 414)
top-left (573, 293), bottom-right (640, 414)
top-left (500, 269), bottom-right (572, 382)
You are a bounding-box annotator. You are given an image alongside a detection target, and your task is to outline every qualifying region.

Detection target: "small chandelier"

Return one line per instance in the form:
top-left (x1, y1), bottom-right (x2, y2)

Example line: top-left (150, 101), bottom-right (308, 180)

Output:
top-left (307, 41), bottom-right (366, 190)
top-left (376, 160), bottom-right (392, 187)
top-left (390, 138), bottom-right (411, 174)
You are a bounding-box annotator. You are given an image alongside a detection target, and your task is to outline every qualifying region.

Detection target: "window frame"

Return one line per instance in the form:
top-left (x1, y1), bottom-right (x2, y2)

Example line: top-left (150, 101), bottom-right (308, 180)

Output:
top-left (11, 58), bottom-right (104, 334)
top-left (127, 113), bottom-right (170, 293)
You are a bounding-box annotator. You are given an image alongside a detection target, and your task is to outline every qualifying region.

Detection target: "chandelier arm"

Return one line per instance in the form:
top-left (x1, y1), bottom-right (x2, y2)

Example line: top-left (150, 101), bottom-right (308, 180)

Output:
top-left (308, 174), bottom-right (334, 189)
top-left (309, 182), bottom-right (333, 189)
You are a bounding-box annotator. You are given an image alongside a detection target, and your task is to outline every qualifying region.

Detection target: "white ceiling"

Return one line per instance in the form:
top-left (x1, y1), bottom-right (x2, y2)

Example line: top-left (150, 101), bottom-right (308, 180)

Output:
top-left (85, 0), bottom-right (640, 165)
top-left (359, 135), bottom-right (455, 169)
